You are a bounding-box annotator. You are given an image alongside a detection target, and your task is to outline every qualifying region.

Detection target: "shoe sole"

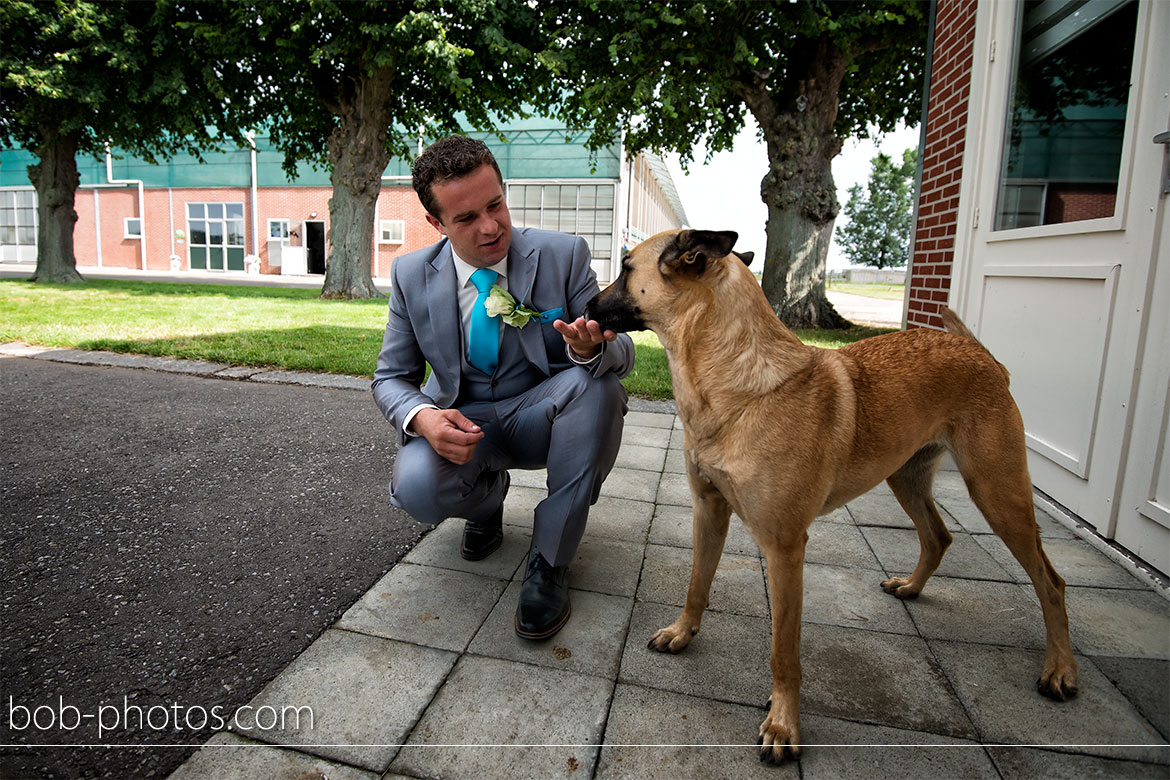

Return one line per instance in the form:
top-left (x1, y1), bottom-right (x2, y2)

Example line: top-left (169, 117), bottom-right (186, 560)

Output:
top-left (514, 602), bottom-right (571, 641)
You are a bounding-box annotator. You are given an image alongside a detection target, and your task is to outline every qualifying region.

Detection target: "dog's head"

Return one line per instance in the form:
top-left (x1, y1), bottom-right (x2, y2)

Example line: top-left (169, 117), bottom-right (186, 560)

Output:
top-left (587, 229), bottom-right (751, 334)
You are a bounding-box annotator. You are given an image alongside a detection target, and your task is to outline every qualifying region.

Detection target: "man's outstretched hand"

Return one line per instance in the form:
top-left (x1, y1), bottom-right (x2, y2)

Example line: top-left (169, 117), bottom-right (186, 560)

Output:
top-left (554, 316), bottom-right (618, 361)
top-left (411, 407), bottom-right (484, 465)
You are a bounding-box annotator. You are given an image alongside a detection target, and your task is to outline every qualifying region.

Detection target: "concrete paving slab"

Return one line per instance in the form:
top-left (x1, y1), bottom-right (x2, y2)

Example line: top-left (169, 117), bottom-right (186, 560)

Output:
top-left (388, 655), bottom-right (610, 780)
top-left (975, 534), bottom-right (1152, 590)
top-left (861, 525), bottom-right (1014, 582)
top-left (595, 684), bottom-right (792, 779)
top-left (801, 563), bottom-right (918, 636)
top-left (335, 563), bottom-right (506, 652)
top-left (846, 488), bottom-right (916, 528)
top-left (231, 629), bottom-right (457, 771)
top-left (806, 521), bottom-right (883, 570)
top-left (620, 424), bottom-right (672, 448)
top-left (614, 441), bottom-right (666, 472)
top-left (988, 746), bottom-right (1170, 779)
top-left (818, 506), bottom-right (857, 524)
top-left (402, 518), bottom-right (530, 580)
top-left (932, 473), bottom-right (1076, 539)
top-left (599, 467), bottom-right (662, 503)
top-left (169, 731), bottom-right (380, 780)
top-left (668, 426), bottom-right (686, 450)
top-left (619, 601), bottom-right (772, 708)
top-left (655, 471), bottom-right (692, 507)
top-left (929, 640), bottom-right (1167, 762)
top-left (468, 582), bottom-right (632, 679)
top-left (798, 714), bottom-right (998, 780)
top-left (503, 488), bottom-right (653, 546)
top-left (561, 536), bottom-right (646, 597)
top-left (509, 467), bottom-right (547, 490)
top-left (799, 623), bottom-right (977, 739)
top-left (901, 576), bottom-right (1051, 650)
top-left (624, 410), bottom-right (674, 429)
top-left (1089, 657), bottom-right (1169, 740)
top-left (1063, 586), bottom-right (1170, 658)
top-left (663, 447), bottom-right (686, 474)
top-left (638, 543), bottom-right (769, 617)
top-left (647, 503), bottom-right (760, 556)
top-left (578, 496), bottom-right (654, 545)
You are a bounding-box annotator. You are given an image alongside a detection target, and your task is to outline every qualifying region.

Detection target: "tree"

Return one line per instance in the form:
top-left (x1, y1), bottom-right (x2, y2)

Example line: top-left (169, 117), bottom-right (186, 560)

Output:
top-left (0, 1), bottom-right (253, 283)
top-left (198, 1), bottom-right (547, 299)
top-left (836, 147), bottom-right (917, 269)
top-left (540, 0), bottom-right (927, 328)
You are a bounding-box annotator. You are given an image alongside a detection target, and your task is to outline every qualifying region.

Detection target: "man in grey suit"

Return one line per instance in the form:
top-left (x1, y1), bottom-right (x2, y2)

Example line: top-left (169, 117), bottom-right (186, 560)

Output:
top-left (372, 136), bottom-right (634, 640)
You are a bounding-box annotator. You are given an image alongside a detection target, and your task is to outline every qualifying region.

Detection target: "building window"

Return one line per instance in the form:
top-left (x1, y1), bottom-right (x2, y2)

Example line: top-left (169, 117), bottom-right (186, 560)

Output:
top-left (506, 183), bottom-right (615, 260)
top-left (0, 190), bottom-right (37, 261)
top-left (267, 219), bottom-right (290, 240)
top-left (187, 202), bottom-right (246, 271)
top-left (124, 217), bottom-right (142, 238)
top-left (994, 0), bottom-right (1138, 230)
top-left (379, 220), bottom-right (405, 244)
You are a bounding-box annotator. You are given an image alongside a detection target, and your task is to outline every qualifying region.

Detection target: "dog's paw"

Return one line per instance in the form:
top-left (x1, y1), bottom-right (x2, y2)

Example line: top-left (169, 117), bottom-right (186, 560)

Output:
top-left (647, 621), bottom-right (698, 654)
top-left (757, 713), bottom-right (801, 764)
top-left (1037, 662), bottom-right (1079, 701)
top-left (880, 576), bottom-right (921, 599)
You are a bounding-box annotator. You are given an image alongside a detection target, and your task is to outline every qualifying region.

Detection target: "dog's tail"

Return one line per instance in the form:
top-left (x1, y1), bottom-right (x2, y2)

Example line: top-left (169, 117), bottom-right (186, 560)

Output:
top-left (940, 306), bottom-right (1011, 384)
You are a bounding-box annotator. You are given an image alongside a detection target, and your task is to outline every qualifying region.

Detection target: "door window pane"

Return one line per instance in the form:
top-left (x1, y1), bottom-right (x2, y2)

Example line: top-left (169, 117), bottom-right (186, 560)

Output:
top-left (994, 0), bottom-right (1138, 230)
top-left (208, 222), bottom-right (223, 244)
top-left (190, 221), bottom-right (206, 244)
top-left (207, 203), bottom-right (224, 220)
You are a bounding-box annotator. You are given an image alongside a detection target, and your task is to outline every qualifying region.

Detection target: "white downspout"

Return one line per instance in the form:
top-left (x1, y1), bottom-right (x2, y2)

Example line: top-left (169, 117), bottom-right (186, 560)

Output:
top-left (93, 188), bottom-right (103, 267)
top-left (105, 146), bottom-right (146, 270)
top-left (246, 131), bottom-right (260, 261)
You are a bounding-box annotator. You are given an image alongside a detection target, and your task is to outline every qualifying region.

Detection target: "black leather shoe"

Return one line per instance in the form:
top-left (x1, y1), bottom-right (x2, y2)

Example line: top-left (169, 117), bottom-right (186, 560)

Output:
top-left (515, 546), bottom-right (571, 640)
top-left (461, 473), bottom-right (508, 561)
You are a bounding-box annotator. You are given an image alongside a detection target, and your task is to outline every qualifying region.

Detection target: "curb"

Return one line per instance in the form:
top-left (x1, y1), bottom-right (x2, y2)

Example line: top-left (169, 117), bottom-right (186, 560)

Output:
top-left (0, 341), bottom-right (678, 413)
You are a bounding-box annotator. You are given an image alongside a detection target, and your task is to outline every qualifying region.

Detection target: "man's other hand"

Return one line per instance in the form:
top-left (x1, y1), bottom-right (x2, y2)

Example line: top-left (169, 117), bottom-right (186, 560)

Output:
top-left (411, 407), bottom-right (484, 464)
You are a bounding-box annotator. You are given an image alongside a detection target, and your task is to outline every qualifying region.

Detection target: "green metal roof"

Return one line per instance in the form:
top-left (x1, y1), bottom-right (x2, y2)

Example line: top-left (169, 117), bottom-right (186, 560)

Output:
top-left (1, 122), bottom-right (620, 189)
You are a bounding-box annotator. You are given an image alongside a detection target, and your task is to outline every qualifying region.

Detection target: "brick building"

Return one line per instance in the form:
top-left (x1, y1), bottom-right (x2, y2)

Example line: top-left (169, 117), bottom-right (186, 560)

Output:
top-left (907, 0), bottom-right (1168, 573)
top-left (0, 119), bottom-right (687, 286)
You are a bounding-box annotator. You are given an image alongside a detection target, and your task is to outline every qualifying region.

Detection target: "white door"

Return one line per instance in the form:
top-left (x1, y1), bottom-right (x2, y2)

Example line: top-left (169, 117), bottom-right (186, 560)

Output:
top-left (952, 0), bottom-right (1169, 570)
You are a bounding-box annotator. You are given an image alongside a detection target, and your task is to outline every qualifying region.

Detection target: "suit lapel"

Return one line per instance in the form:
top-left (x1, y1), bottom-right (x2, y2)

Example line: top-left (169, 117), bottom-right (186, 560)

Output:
top-left (426, 243), bottom-right (463, 382)
top-left (509, 230), bottom-right (551, 377)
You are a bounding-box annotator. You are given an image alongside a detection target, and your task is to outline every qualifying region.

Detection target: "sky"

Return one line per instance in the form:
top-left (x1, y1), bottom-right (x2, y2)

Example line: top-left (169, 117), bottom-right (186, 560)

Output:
top-left (664, 117), bottom-right (921, 271)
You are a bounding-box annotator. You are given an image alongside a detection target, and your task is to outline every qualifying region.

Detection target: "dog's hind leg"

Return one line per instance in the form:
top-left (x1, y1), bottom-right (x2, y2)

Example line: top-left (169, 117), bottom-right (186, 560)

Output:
top-left (881, 443), bottom-right (951, 599)
top-left (647, 455), bottom-right (732, 654)
top-left (952, 422), bottom-right (1078, 700)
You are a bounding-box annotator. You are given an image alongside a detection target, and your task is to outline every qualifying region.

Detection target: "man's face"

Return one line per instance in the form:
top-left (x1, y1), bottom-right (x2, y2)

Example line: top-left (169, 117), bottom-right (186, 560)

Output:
top-left (425, 163), bottom-right (513, 268)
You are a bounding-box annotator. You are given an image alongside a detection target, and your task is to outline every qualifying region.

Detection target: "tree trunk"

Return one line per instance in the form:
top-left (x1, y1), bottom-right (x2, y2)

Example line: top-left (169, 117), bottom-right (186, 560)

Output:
top-left (28, 130), bottom-right (84, 284)
top-left (321, 69), bottom-right (392, 300)
top-left (741, 39), bottom-right (851, 329)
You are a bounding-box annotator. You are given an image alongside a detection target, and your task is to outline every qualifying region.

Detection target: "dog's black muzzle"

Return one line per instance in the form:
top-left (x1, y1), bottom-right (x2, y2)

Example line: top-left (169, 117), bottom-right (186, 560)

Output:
top-left (587, 289), bottom-right (646, 333)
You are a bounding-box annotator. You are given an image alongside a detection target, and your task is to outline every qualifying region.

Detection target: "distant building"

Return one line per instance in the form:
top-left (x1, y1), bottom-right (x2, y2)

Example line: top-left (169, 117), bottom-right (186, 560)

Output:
top-left (0, 118), bottom-right (687, 285)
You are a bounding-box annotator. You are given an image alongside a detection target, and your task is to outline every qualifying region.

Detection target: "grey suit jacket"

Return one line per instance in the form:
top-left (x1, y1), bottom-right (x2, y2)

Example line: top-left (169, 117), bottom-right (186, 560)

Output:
top-left (372, 227), bottom-right (635, 443)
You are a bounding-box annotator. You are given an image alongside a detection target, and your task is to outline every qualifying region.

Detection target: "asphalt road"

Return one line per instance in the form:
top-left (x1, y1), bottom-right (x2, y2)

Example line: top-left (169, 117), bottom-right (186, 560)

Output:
top-left (0, 357), bottom-right (421, 779)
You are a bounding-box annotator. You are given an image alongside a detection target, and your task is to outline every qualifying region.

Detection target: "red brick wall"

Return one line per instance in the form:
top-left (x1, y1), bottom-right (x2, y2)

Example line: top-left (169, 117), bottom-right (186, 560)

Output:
top-left (70, 185), bottom-right (440, 277)
top-left (907, 0), bottom-right (978, 330)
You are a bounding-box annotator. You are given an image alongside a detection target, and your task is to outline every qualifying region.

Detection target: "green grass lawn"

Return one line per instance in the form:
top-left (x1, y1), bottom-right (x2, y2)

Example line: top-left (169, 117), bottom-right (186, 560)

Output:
top-left (0, 279), bottom-right (894, 400)
top-left (828, 281), bottom-right (907, 301)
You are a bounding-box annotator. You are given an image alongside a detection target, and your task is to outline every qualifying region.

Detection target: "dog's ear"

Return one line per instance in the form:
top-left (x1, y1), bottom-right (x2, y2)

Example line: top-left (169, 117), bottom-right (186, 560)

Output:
top-left (660, 230), bottom-right (738, 277)
top-left (733, 250), bottom-right (754, 266)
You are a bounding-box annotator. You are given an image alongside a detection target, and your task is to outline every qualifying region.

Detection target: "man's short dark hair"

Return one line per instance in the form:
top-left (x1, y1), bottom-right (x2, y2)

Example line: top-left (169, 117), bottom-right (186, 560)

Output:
top-left (412, 136), bottom-right (503, 220)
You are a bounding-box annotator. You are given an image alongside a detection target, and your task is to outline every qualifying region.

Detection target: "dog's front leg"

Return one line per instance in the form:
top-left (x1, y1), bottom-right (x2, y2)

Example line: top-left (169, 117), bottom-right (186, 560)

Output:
top-left (756, 526), bottom-right (810, 763)
top-left (648, 455), bottom-right (731, 654)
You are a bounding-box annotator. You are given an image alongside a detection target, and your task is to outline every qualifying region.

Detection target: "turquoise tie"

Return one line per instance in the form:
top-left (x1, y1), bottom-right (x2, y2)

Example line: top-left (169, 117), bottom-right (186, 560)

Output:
top-left (468, 268), bottom-right (499, 374)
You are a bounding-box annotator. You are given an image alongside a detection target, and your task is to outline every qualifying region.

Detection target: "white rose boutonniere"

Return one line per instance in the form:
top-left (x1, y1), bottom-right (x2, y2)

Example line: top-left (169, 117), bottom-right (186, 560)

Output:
top-left (485, 284), bottom-right (544, 328)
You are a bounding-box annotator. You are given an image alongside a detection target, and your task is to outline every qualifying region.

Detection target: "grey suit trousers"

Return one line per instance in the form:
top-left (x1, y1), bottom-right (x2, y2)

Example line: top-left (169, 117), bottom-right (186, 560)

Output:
top-left (389, 367), bottom-right (627, 567)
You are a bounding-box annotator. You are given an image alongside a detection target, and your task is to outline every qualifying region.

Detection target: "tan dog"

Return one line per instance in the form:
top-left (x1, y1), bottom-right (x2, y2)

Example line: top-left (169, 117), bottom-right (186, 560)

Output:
top-left (587, 229), bottom-right (1077, 763)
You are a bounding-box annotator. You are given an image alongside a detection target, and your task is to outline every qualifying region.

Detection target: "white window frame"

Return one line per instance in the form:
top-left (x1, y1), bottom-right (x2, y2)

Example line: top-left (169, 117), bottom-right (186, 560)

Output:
top-left (378, 219), bottom-right (405, 244)
top-left (267, 218), bottom-right (290, 240)
top-left (124, 217), bottom-right (142, 239)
